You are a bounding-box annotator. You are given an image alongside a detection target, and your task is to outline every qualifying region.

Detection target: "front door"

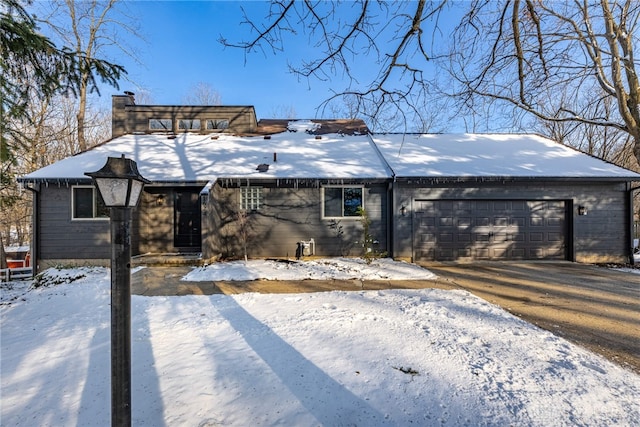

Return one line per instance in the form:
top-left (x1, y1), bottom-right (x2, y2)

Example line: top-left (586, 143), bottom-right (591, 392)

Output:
top-left (174, 191), bottom-right (201, 250)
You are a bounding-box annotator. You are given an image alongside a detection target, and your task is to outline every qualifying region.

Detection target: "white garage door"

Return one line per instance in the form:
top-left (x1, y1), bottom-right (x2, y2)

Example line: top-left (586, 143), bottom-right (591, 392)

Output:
top-left (413, 200), bottom-right (567, 261)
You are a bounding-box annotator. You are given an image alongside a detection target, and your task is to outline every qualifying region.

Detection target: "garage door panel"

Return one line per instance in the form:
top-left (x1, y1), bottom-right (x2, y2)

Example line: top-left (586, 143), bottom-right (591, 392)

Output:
top-left (458, 233), bottom-right (472, 243)
top-left (420, 233), bottom-right (436, 243)
top-left (477, 217), bottom-right (491, 226)
top-left (511, 248), bottom-right (526, 258)
top-left (439, 232), bottom-right (454, 243)
top-left (548, 232), bottom-right (563, 242)
top-left (475, 233), bottom-right (491, 242)
top-left (414, 199), bottom-right (567, 261)
top-left (510, 233), bottom-right (525, 242)
top-left (457, 217), bottom-right (472, 227)
top-left (420, 217), bottom-right (435, 227)
top-left (547, 217), bottom-right (563, 227)
top-left (494, 217), bottom-right (509, 227)
top-left (530, 217), bottom-right (545, 226)
top-left (530, 232), bottom-right (544, 242)
top-left (439, 217), bottom-right (454, 226)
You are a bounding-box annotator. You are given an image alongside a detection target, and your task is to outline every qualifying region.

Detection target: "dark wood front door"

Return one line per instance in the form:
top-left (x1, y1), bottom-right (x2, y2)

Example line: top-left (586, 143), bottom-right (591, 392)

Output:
top-left (174, 191), bottom-right (201, 250)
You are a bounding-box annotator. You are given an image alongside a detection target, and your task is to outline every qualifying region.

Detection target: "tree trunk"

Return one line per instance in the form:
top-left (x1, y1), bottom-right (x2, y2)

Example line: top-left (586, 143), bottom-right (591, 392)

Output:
top-left (0, 232), bottom-right (7, 270)
top-left (76, 73), bottom-right (88, 152)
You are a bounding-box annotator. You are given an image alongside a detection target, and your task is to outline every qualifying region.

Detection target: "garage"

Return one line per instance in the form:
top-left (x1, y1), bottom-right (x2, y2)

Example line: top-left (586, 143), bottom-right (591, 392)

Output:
top-left (413, 199), bottom-right (568, 261)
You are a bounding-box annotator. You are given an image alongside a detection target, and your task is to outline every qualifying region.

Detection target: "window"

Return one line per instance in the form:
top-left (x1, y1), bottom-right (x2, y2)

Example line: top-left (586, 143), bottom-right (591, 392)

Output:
top-left (149, 119), bottom-right (172, 130)
top-left (206, 119), bottom-right (229, 130)
top-left (72, 186), bottom-right (108, 219)
top-left (240, 186), bottom-right (262, 211)
top-left (178, 119), bottom-right (201, 130)
top-left (323, 187), bottom-right (363, 218)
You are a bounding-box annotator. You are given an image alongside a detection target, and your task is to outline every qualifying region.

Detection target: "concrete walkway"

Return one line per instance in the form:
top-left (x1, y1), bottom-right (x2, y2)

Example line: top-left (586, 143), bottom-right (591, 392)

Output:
top-left (131, 261), bottom-right (640, 373)
top-left (131, 265), bottom-right (457, 296)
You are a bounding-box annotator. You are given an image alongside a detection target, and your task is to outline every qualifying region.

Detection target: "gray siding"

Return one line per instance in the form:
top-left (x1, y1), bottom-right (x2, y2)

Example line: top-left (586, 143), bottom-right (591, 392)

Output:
top-left (393, 180), bottom-right (631, 263)
top-left (203, 183), bottom-right (388, 260)
top-left (38, 186), bottom-right (110, 261)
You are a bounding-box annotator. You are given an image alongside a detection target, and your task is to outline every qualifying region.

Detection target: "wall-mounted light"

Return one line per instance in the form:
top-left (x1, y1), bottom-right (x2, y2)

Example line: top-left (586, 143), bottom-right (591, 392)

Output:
top-left (578, 205), bottom-right (588, 216)
top-left (400, 205), bottom-right (407, 216)
top-left (156, 194), bottom-right (165, 206)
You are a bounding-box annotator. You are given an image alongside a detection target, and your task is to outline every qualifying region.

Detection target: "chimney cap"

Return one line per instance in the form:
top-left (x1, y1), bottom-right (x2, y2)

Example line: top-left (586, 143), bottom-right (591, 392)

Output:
top-left (124, 91), bottom-right (135, 96)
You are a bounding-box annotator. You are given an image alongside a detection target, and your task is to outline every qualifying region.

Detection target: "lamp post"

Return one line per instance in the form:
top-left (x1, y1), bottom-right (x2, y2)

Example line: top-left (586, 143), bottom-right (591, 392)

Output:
top-left (86, 155), bottom-right (149, 427)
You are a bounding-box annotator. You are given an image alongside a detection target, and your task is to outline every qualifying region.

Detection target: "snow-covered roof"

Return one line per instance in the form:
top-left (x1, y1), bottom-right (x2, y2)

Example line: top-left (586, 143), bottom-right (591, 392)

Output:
top-left (372, 133), bottom-right (640, 179)
top-left (21, 122), bottom-right (390, 183)
top-left (20, 130), bottom-right (640, 185)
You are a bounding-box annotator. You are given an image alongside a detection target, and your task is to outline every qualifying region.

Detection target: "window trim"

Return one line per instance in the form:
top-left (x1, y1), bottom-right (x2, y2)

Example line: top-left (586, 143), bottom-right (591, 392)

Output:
top-left (239, 186), bottom-right (262, 211)
top-left (321, 185), bottom-right (364, 219)
top-left (71, 185), bottom-right (109, 221)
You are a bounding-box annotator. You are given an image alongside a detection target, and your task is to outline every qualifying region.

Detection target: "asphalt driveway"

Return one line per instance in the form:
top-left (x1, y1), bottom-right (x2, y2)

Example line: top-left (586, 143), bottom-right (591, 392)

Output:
top-left (421, 262), bottom-right (640, 373)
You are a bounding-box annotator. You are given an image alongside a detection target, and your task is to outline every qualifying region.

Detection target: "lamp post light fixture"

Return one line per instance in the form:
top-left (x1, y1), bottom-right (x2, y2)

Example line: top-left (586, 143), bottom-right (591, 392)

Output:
top-left (86, 155), bottom-right (149, 427)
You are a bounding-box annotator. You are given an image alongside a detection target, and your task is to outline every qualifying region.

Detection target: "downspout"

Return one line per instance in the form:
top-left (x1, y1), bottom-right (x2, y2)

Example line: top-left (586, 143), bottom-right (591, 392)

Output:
top-left (366, 134), bottom-right (396, 257)
top-left (22, 182), bottom-right (40, 277)
top-left (629, 183), bottom-right (640, 265)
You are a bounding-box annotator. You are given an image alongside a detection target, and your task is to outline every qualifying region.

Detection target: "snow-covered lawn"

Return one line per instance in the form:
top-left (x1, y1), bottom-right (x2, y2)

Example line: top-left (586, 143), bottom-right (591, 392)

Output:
top-left (2, 260), bottom-right (639, 426)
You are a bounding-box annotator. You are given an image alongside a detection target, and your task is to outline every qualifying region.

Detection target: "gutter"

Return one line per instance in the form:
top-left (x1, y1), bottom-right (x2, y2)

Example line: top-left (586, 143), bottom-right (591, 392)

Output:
top-left (367, 134), bottom-right (397, 257)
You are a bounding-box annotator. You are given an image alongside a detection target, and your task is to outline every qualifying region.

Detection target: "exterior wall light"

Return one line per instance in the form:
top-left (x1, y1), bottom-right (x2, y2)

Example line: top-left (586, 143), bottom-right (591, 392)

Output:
top-left (400, 205), bottom-right (407, 216)
top-left (85, 155), bottom-right (149, 427)
top-left (86, 154), bottom-right (149, 207)
top-left (578, 205), bottom-right (588, 216)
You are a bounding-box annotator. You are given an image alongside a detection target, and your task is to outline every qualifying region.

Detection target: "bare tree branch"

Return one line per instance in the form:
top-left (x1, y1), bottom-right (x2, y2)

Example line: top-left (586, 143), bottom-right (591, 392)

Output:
top-left (220, 0), bottom-right (447, 131)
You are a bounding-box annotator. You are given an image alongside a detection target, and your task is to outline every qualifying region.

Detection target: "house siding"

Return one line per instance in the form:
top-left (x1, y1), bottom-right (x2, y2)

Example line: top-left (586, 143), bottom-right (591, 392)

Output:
top-left (202, 182), bottom-right (388, 260)
top-left (37, 186), bottom-right (111, 266)
top-left (393, 180), bottom-right (631, 263)
top-left (112, 95), bottom-right (258, 137)
top-left (35, 185), bottom-right (156, 269)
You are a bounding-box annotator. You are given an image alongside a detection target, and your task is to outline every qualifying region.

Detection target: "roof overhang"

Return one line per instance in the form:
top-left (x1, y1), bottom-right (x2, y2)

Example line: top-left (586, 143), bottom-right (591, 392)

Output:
top-left (393, 176), bottom-right (640, 184)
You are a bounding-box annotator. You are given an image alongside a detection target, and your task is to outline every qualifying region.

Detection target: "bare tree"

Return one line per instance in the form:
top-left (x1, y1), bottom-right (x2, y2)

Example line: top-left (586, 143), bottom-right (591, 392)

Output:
top-left (220, 0), bottom-right (448, 130)
top-left (451, 0), bottom-right (640, 164)
top-left (266, 104), bottom-right (297, 119)
top-left (182, 82), bottom-right (222, 106)
top-left (38, 0), bottom-right (141, 152)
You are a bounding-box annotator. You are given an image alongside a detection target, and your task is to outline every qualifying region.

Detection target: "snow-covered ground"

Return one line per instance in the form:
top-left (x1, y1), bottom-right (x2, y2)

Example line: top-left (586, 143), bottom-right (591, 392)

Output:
top-left (184, 257), bottom-right (438, 281)
top-left (2, 260), bottom-right (639, 426)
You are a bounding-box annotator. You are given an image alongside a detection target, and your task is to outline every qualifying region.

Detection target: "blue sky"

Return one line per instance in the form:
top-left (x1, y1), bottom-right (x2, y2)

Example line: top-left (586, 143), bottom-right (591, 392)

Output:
top-left (36, 1), bottom-right (466, 128)
top-left (102, 1), bottom-right (342, 118)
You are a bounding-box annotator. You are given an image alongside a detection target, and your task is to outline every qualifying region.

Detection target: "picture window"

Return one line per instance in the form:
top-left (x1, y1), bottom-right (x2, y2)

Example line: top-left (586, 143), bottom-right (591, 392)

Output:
top-left (322, 187), bottom-right (363, 218)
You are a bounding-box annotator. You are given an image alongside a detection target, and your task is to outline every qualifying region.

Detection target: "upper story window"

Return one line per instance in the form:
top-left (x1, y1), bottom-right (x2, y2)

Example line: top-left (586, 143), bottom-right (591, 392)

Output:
top-left (149, 119), bottom-right (172, 131)
top-left (240, 186), bottom-right (262, 211)
top-left (178, 119), bottom-right (201, 130)
top-left (206, 119), bottom-right (229, 130)
top-left (72, 186), bottom-right (109, 220)
top-left (322, 186), bottom-right (363, 218)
